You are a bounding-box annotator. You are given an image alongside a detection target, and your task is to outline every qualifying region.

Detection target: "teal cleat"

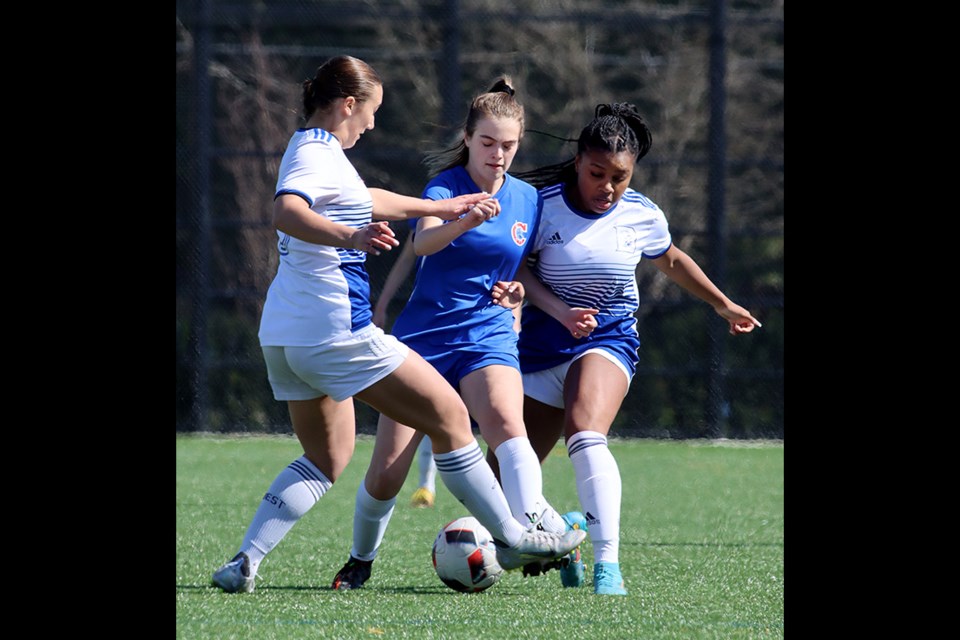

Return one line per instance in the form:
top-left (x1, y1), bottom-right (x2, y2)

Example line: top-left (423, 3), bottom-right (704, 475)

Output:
top-left (559, 511), bottom-right (587, 588)
top-left (593, 561), bottom-right (627, 595)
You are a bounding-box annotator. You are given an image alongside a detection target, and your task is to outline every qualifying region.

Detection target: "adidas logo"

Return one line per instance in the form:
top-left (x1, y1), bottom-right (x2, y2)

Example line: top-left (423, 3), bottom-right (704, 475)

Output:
top-left (586, 511), bottom-right (600, 527)
top-left (546, 231), bottom-right (563, 245)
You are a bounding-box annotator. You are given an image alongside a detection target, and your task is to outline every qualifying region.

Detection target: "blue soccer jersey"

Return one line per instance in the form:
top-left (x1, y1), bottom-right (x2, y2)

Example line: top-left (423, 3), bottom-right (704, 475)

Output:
top-left (518, 183), bottom-right (672, 376)
top-left (391, 166), bottom-right (542, 381)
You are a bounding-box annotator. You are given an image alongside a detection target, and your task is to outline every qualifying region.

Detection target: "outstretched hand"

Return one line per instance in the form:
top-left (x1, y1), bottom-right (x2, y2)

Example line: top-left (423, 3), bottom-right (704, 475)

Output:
top-left (492, 280), bottom-right (524, 309)
top-left (434, 192), bottom-right (494, 221)
top-left (716, 303), bottom-right (762, 335)
top-left (563, 307), bottom-right (599, 339)
top-left (353, 221), bottom-right (399, 256)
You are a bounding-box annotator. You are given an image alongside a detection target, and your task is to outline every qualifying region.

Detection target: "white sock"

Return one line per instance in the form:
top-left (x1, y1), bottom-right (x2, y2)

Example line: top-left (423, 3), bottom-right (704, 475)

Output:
top-left (351, 483), bottom-right (396, 562)
top-left (494, 436), bottom-right (559, 529)
top-left (567, 431), bottom-right (621, 564)
top-left (433, 440), bottom-right (526, 547)
top-left (417, 436), bottom-right (437, 493)
top-left (238, 456), bottom-right (332, 574)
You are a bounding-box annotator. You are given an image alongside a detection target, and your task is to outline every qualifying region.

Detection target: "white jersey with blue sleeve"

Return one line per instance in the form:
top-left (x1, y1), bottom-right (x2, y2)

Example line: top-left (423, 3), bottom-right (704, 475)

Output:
top-left (518, 183), bottom-right (672, 376)
top-left (258, 127), bottom-right (375, 347)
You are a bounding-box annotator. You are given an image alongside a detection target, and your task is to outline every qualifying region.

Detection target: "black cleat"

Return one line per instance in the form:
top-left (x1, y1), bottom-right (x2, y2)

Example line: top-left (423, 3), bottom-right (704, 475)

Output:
top-left (331, 556), bottom-right (373, 590)
top-left (521, 555), bottom-right (572, 578)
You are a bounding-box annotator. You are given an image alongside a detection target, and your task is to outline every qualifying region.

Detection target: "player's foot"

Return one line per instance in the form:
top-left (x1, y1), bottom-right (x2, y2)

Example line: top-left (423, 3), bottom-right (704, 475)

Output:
top-left (559, 511), bottom-right (587, 588)
top-left (410, 487), bottom-right (435, 508)
top-left (331, 556), bottom-right (373, 590)
top-left (593, 561), bottom-right (627, 595)
top-left (495, 527), bottom-right (587, 571)
top-left (212, 552), bottom-right (255, 593)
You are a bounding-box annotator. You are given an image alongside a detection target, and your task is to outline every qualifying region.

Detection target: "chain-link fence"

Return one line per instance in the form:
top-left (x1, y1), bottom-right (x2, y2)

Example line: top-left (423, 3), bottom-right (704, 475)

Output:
top-left (176, 0), bottom-right (783, 438)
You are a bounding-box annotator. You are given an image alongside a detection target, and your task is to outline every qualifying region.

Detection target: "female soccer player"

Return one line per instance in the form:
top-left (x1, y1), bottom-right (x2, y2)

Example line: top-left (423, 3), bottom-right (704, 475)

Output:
top-left (507, 103), bottom-right (762, 595)
top-left (331, 77), bottom-right (579, 590)
top-left (210, 56), bottom-right (584, 593)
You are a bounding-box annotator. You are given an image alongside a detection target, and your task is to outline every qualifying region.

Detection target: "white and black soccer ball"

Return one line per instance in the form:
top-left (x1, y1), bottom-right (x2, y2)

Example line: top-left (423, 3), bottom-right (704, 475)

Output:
top-left (431, 516), bottom-right (504, 593)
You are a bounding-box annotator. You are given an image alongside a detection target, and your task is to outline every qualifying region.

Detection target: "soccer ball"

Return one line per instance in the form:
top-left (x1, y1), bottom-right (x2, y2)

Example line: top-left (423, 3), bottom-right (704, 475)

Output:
top-left (431, 516), bottom-right (504, 593)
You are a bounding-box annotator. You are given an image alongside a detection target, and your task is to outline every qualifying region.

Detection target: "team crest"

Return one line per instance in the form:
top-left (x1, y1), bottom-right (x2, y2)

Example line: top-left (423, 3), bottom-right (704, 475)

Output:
top-left (511, 221), bottom-right (528, 246)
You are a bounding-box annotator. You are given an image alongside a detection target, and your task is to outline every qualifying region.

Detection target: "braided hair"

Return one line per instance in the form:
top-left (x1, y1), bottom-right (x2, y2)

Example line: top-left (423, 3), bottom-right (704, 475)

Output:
top-left (423, 77), bottom-right (525, 178)
top-left (513, 102), bottom-right (652, 189)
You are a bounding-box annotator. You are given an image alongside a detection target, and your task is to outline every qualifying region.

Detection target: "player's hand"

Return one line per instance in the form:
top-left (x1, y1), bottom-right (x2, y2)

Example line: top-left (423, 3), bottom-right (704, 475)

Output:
top-left (458, 199), bottom-right (500, 231)
top-left (433, 192), bottom-right (493, 221)
top-left (716, 303), bottom-right (762, 335)
top-left (564, 307), bottom-right (599, 339)
top-left (492, 280), bottom-right (524, 309)
top-left (353, 221), bottom-right (399, 256)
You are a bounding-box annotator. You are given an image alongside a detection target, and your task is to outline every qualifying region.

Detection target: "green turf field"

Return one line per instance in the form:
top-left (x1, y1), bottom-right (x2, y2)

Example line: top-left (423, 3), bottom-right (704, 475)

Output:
top-left (176, 434), bottom-right (783, 639)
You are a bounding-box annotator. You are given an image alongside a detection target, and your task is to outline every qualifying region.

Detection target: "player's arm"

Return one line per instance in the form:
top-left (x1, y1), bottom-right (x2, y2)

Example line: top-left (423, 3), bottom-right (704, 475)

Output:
top-left (274, 193), bottom-right (399, 255)
top-left (515, 261), bottom-right (598, 339)
top-left (372, 237), bottom-right (417, 327)
top-left (650, 244), bottom-right (761, 335)
top-left (368, 188), bottom-right (491, 222)
top-left (412, 199), bottom-right (501, 256)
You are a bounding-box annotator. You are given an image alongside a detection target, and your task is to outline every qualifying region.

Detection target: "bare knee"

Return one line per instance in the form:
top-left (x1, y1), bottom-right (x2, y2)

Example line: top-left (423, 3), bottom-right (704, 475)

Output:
top-left (425, 400), bottom-right (472, 451)
top-left (301, 440), bottom-right (355, 483)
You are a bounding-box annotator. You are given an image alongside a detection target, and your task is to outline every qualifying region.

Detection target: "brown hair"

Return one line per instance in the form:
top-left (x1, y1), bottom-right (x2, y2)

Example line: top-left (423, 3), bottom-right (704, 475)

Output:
top-left (301, 55), bottom-right (382, 120)
top-left (423, 76), bottom-right (525, 177)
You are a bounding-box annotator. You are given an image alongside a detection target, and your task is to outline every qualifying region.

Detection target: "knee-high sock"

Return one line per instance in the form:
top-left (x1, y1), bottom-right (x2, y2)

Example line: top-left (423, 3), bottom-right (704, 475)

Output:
top-left (567, 431), bottom-right (621, 564)
top-left (351, 483), bottom-right (396, 561)
top-left (417, 436), bottom-right (437, 493)
top-left (494, 436), bottom-right (563, 532)
top-left (238, 455), bottom-right (332, 574)
top-left (433, 440), bottom-right (526, 547)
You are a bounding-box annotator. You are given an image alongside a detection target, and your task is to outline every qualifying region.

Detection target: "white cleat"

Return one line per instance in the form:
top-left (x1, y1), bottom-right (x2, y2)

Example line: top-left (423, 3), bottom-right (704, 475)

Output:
top-left (495, 527), bottom-right (587, 571)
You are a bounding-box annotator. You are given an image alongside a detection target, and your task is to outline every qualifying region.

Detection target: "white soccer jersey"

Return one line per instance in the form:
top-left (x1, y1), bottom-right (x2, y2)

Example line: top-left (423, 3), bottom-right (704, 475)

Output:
top-left (518, 183), bottom-right (672, 375)
top-left (258, 127), bottom-right (375, 347)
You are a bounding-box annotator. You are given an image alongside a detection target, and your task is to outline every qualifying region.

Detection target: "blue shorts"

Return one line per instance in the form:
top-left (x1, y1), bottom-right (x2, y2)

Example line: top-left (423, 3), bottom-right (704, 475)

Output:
top-left (420, 347), bottom-right (519, 392)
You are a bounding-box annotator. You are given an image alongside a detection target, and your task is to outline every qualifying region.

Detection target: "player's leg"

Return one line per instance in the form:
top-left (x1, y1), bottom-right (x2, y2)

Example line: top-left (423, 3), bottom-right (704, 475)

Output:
top-left (523, 397), bottom-right (566, 464)
top-left (356, 351), bottom-right (585, 569)
top-left (486, 390), bottom-right (564, 477)
top-left (516, 363), bottom-right (587, 583)
top-left (461, 364), bottom-right (566, 534)
top-left (562, 352), bottom-right (631, 595)
top-left (410, 435), bottom-right (437, 507)
top-left (213, 391), bottom-right (352, 593)
top-left (332, 416), bottom-right (422, 589)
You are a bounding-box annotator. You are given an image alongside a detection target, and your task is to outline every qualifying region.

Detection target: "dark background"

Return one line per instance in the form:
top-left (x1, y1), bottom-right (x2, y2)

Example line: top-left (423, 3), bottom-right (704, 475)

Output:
top-left (175, 0), bottom-right (784, 438)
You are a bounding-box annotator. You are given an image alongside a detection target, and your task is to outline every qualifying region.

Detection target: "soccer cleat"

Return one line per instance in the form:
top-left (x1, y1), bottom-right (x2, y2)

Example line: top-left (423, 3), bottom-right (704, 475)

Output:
top-left (495, 527), bottom-right (587, 571)
top-left (559, 511), bottom-right (587, 588)
top-left (520, 555), bottom-right (571, 578)
top-left (331, 556), bottom-right (373, 590)
top-left (410, 487), bottom-right (435, 508)
top-left (212, 552), bottom-right (255, 593)
top-left (593, 561), bottom-right (627, 595)
top-left (560, 546), bottom-right (586, 587)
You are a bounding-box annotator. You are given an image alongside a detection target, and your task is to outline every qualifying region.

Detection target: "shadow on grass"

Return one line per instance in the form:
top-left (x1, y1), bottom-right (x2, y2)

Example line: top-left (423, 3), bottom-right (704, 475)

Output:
top-left (627, 541), bottom-right (783, 547)
top-left (177, 583), bottom-right (453, 594)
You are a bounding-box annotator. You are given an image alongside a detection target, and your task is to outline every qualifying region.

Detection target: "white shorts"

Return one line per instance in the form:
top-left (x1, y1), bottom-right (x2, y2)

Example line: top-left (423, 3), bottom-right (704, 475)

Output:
top-left (521, 348), bottom-right (632, 409)
top-left (262, 324), bottom-right (410, 403)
